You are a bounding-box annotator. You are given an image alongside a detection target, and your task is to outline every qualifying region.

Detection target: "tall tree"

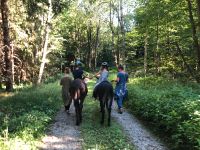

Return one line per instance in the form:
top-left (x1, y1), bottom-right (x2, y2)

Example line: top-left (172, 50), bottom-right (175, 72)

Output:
top-left (37, 0), bottom-right (53, 84)
top-left (1, 0), bottom-right (13, 91)
top-left (196, 0), bottom-right (200, 31)
top-left (116, 0), bottom-right (126, 65)
top-left (144, 32), bottom-right (148, 75)
top-left (186, 0), bottom-right (200, 72)
top-left (109, 0), bottom-right (117, 64)
top-left (86, 20), bottom-right (92, 68)
top-left (93, 20), bottom-right (100, 70)
top-left (120, 0), bottom-right (126, 64)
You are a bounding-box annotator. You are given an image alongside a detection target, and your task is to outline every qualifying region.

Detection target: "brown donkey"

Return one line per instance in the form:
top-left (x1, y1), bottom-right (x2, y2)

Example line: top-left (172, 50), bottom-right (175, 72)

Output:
top-left (69, 79), bottom-right (88, 125)
top-left (93, 81), bottom-right (114, 126)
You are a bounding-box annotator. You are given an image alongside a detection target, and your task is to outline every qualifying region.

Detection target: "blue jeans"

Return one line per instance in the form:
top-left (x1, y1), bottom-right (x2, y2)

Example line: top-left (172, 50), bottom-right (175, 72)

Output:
top-left (116, 95), bottom-right (123, 109)
top-left (116, 90), bottom-right (128, 109)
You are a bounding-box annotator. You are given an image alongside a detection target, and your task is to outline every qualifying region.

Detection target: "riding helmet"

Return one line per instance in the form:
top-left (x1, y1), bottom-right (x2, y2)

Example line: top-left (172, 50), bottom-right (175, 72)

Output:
top-left (101, 62), bottom-right (108, 66)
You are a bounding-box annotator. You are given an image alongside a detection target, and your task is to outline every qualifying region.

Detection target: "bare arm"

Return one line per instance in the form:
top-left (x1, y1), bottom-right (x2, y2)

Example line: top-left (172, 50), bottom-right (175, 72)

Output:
top-left (95, 71), bottom-right (101, 76)
top-left (112, 77), bottom-right (119, 82)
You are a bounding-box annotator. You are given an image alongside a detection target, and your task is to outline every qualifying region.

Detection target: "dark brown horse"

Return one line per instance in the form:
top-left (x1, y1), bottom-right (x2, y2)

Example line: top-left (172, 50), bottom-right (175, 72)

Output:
top-left (93, 81), bottom-right (114, 126)
top-left (69, 79), bottom-right (88, 125)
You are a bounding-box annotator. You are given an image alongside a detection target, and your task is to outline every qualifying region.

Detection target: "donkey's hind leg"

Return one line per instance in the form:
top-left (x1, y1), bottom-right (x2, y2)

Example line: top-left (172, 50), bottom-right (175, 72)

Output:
top-left (100, 100), bottom-right (105, 125)
top-left (79, 98), bottom-right (84, 123)
top-left (74, 101), bottom-right (80, 125)
top-left (106, 98), bottom-right (112, 126)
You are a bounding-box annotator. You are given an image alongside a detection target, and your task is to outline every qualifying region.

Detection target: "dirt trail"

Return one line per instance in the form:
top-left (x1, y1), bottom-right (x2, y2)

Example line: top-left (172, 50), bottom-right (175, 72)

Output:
top-left (38, 107), bottom-right (83, 150)
top-left (38, 101), bottom-right (168, 150)
top-left (112, 102), bottom-right (168, 150)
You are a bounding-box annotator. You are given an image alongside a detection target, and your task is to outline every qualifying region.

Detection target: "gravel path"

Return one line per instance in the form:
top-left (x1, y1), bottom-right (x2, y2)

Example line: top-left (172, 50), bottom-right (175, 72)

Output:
top-left (38, 101), bottom-right (168, 150)
top-left (112, 102), bottom-right (168, 150)
top-left (38, 106), bottom-right (83, 150)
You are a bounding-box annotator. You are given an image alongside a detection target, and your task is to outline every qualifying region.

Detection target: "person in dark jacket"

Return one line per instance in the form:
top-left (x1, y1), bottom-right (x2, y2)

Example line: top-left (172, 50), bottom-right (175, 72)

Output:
top-left (72, 63), bottom-right (84, 80)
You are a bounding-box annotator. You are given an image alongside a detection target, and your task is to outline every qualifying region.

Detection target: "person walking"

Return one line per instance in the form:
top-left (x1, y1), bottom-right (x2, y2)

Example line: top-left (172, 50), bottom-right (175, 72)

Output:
top-left (60, 67), bottom-right (73, 113)
top-left (113, 65), bottom-right (128, 114)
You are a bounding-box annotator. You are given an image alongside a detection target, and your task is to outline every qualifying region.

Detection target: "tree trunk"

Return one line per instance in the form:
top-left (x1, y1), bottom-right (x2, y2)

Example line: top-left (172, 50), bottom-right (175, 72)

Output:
top-left (175, 42), bottom-right (200, 82)
top-left (109, 0), bottom-right (117, 65)
top-left (155, 17), bottom-right (161, 75)
top-left (37, 0), bottom-right (52, 84)
top-left (87, 21), bottom-right (92, 68)
top-left (76, 28), bottom-right (81, 59)
top-left (116, 0), bottom-right (125, 66)
top-left (11, 44), bottom-right (14, 84)
top-left (144, 32), bottom-right (148, 76)
top-left (196, 0), bottom-right (200, 31)
top-left (120, 0), bottom-right (125, 61)
top-left (119, 0), bottom-right (126, 68)
top-left (0, 11), bottom-right (3, 89)
top-left (94, 21), bottom-right (100, 70)
top-left (187, 0), bottom-right (200, 72)
top-left (1, 0), bottom-right (13, 91)
top-left (117, 22), bottom-right (120, 65)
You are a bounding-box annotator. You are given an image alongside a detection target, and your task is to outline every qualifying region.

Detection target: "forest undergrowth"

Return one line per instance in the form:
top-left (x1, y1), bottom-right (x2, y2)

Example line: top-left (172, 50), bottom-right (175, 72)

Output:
top-left (126, 77), bottom-right (200, 149)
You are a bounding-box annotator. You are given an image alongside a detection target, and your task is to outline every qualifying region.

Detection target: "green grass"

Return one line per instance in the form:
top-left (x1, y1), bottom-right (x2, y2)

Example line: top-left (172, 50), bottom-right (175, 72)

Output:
top-left (0, 82), bottom-right (62, 150)
top-left (80, 80), bottom-right (135, 150)
top-left (126, 77), bottom-right (200, 149)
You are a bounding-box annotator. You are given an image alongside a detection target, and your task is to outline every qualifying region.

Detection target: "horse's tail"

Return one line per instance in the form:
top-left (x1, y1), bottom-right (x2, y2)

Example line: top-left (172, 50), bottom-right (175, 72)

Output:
top-left (69, 86), bottom-right (80, 100)
top-left (74, 89), bottom-right (80, 100)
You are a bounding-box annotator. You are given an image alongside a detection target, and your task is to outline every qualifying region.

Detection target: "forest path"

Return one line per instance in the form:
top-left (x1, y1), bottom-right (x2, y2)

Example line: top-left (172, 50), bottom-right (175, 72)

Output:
top-left (38, 78), bottom-right (168, 150)
top-left (112, 102), bottom-right (168, 150)
top-left (38, 106), bottom-right (83, 150)
top-left (38, 102), bottom-right (168, 150)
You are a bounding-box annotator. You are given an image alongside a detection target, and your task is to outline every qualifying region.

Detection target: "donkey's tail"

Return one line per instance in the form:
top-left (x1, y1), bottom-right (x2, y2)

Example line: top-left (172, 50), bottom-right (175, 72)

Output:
top-left (70, 86), bottom-right (80, 100)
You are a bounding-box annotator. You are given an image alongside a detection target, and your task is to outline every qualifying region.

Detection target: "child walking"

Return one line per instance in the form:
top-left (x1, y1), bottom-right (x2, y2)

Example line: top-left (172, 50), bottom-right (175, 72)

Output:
top-left (60, 67), bottom-right (73, 113)
top-left (113, 65), bottom-right (128, 114)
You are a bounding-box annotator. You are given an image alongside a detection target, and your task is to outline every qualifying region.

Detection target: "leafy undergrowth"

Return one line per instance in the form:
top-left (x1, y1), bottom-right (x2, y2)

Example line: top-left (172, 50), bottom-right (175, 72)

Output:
top-left (0, 82), bottom-right (62, 150)
top-left (126, 77), bottom-right (200, 149)
top-left (81, 80), bottom-right (135, 150)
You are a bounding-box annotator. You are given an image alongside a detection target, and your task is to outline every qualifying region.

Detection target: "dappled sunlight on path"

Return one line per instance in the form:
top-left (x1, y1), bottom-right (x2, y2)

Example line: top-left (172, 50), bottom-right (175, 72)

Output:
top-left (38, 107), bottom-right (83, 150)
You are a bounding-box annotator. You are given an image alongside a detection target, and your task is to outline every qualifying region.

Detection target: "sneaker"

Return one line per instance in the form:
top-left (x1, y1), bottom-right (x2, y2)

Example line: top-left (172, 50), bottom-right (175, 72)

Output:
top-left (66, 110), bottom-right (70, 114)
top-left (118, 108), bottom-right (123, 114)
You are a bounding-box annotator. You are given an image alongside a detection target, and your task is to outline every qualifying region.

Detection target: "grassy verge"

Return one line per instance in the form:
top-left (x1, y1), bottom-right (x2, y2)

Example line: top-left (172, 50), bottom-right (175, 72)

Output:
top-left (126, 77), bottom-right (200, 149)
top-left (0, 82), bottom-right (62, 150)
top-left (80, 80), bottom-right (135, 150)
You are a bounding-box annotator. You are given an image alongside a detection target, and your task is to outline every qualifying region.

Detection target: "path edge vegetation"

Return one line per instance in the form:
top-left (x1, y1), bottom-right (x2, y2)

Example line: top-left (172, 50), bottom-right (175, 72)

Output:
top-left (0, 81), bottom-right (62, 150)
top-left (126, 76), bottom-right (200, 150)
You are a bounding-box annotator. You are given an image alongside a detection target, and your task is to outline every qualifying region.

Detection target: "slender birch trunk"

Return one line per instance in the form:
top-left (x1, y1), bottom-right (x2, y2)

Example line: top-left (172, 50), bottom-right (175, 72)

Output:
top-left (37, 0), bottom-right (52, 84)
